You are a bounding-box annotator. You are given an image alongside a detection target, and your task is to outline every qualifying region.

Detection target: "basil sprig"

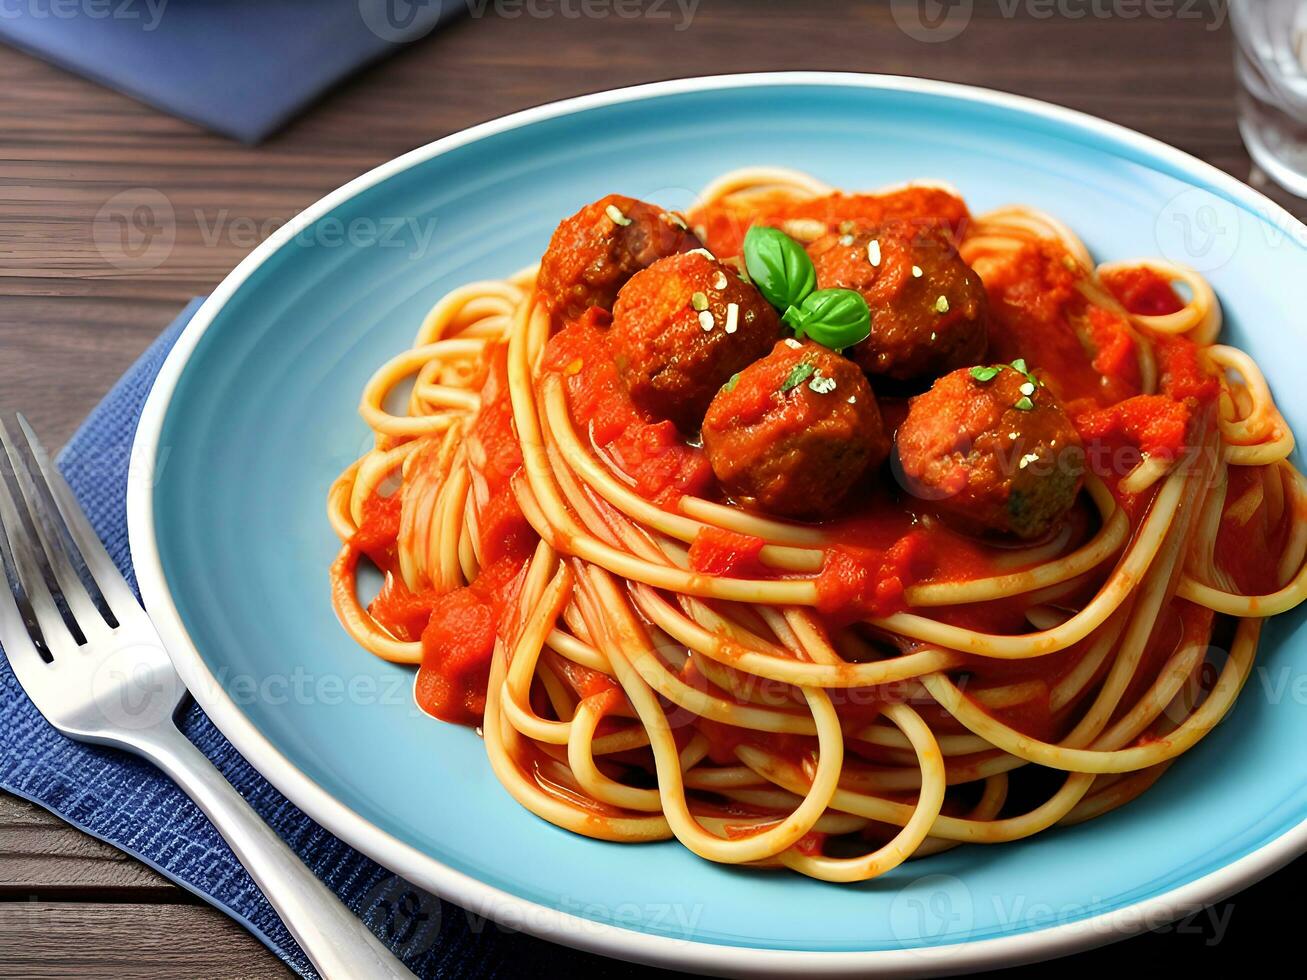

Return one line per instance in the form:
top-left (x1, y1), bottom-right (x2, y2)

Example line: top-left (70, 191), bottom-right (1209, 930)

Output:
top-left (743, 225), bottom-right (815, 311)
top-left (742, 225), bottom-right (872, 351)
top-left (784, 288), bottom-right (871, 350)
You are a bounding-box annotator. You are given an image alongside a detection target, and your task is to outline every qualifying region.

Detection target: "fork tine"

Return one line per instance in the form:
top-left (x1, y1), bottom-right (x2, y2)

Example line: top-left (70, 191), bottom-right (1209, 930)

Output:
top-left (0, 440), bottom-right (67, 660)
top-left (0, 421), bottom-right (103, 641)
top-left (0, 519), bottom-right (56, 692)
top-left (11, 415), bottom-right (139, 623)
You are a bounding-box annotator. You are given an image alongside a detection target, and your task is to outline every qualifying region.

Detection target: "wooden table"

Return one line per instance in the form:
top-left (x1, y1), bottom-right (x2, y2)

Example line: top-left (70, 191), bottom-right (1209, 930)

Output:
top-left (2, 2), bottom-right (1304, 976)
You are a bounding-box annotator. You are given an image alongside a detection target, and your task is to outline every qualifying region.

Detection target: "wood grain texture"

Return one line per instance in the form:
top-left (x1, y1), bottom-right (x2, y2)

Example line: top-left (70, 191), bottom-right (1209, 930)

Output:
top-left (0, 796), bottom-right (170, 897)
top-left (0, 902), bottom-right (294, 979)
top-left (1, 1), bottom-right (1304, 976)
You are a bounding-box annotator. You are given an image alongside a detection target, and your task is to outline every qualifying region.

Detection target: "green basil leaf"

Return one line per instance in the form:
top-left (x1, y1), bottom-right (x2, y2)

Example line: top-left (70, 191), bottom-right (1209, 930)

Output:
top-left (970, 365), bottom-right (1001, 383)
top-left (743, 225), bottom-right (817, 312)
top-left (789, 288), bottom-right (871, 350)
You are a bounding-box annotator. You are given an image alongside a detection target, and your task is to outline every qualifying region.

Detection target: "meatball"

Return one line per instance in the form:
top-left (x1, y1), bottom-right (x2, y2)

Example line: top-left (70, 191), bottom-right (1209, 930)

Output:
top-left (609, 251), bottom-right (781, 431)
top-left (701, 340), bottom-right (890, 518)
top-left (537, 195), bottom-right (702, 319)
top-left (895, 364), bottom-right (1085, 539)
top-left (809, 222), bottom-right (988, 383)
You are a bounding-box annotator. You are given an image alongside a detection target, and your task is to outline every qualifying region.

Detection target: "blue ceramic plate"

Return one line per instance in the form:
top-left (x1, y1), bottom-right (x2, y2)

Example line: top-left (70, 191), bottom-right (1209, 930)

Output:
top-left (128, 75), bottom-right (1307, 975)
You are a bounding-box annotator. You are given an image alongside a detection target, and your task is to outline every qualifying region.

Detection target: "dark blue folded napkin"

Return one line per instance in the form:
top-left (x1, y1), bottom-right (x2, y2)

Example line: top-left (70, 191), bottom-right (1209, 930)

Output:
top-left (0, 300), bottom-right (653, 979)
top-left (0, 1), bottom-right (463, 143)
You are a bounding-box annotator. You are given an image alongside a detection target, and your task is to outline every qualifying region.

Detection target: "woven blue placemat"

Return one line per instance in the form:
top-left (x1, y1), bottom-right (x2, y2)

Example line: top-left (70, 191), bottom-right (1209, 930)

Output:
top-left (0, 299), bottom-right (657, 978)
top-left (0, 1), bottom-right (463, 142)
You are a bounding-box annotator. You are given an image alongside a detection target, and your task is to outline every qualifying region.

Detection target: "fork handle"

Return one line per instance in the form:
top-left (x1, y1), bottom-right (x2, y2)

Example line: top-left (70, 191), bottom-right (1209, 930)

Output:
top-left (127, 722), bottom-right (417, 980)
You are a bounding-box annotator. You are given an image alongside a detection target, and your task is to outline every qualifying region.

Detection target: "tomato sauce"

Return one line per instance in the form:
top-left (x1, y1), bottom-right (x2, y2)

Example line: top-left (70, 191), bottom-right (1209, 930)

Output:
top-left (544, 310), bottom-right (713, 506)
top-left (1101, 266), bottom-right (1186, 317)
top-left (689, 187), bottom-right (971, 258)
top-left (1214, 464), bottom-right (1296, 596)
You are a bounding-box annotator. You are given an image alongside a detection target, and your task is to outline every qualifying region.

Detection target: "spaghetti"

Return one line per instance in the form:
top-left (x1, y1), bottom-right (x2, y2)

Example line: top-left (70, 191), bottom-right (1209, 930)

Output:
top-left (328, 169), bottom-right (1307, 881)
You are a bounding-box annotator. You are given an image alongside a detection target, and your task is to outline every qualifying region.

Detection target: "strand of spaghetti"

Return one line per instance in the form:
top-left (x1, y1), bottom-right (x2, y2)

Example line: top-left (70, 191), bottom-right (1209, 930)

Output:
top-left (576, 563), bottom-right (845, 863)
top-left (852, 723), bottom-right (990, 757)
top-left (678, 496), bottom-right (827, 546)
top-left (432, 455), bottom-right (470, 593)
top-left (1058, 762), bottom-right (1174, 826)
top-left (413, 280), bottom-right (524, 345)
top-left (1178, 566), bottom-right (1307, 616)
top-left (1184, 463), bottom-right (1232, 592)
top-left (964, 206), bottom-right (1095, 270)
top-left (500, 562), bottom-right (577, 745)
top-left (904, 476), bottom-right (1126, 606)
top-left (683, 767), bottom-right (767, 790)
top-left (692, 654), bottom-right (807, 711)
top-left (482, 628), bottom-right (672, 843)
top-left (737, 745), bottom-right (1095, 843)
top-left (327, 460), bottom-right (362, 539)
top-left (1205, 345), bottom-right (1283, 443)
top-left (567, 693), bottom-right (664, 813)
top-left (397, 429), bottom-right (461, 592)
top-left (328, 546), bottom-right (423, 664)
top-left (632, 583), bottom-right (961, 688)
top-left (1074, 276), bottom-right (1160, 394)
top-left (1048, 609), bottom-right (1129, 714)
top-left (544, 628), bottom-right (611, 673)
top-left (695, 166), bottom-right (832, 205)
top-left (915, 772), bottom-right (1010, 857)
top-left (593, 601), bottom-right (822, 735)
top-left (348, 440), bottom-right (419, 526)
top-left (777, 702), bottom-right (946, 882)
top-left (1119, 455), bottom-right (1174, 495)
top-left (360, 339), bottom-right (488, 437)
top-left (838, 750), bottom-right (1026, 793)
top-left (919, 618), bottom-right (1259, 774)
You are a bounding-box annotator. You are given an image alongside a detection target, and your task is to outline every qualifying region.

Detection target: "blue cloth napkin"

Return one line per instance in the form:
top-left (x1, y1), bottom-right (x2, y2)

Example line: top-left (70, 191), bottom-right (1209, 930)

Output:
top-left (0, 299), bottom-right (657, 979)
top-left (0, 1), bottom-right (463, 143)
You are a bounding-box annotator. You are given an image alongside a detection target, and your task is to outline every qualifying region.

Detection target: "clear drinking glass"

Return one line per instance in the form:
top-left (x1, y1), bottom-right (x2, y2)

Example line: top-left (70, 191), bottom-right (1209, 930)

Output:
top-left (1232, 0), bottom-right (1307, 197)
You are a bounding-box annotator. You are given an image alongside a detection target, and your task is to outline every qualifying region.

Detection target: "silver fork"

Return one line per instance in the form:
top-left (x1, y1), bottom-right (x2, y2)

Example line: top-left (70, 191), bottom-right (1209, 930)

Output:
top-left (0, 415), bottom-right (416, 980)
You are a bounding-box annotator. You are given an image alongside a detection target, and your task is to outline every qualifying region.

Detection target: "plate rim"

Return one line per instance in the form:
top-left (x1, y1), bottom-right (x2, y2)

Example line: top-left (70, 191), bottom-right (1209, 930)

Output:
top-left (126, 71), bottom-right (1307, 976)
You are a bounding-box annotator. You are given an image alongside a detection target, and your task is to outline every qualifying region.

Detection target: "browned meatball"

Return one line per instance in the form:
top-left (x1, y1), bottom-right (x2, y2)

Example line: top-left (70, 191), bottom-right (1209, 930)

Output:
top-left (701, 340), bottom-right (890, 517)
top-left (895, 364), bottom-right (1085, 539)
top-left (537, 195), bottom-right (702, 319)
top-left (609, 251), bottom-right (781, 431)
top-left (809, 222), bottom-right (988, 383)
